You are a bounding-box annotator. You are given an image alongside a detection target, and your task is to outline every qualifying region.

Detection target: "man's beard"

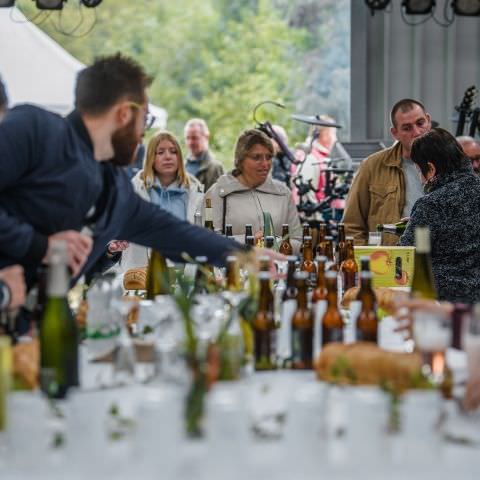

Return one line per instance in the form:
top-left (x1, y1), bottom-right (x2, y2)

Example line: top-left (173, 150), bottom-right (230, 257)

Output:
top-left (111, 117), bottom-right (139, 167)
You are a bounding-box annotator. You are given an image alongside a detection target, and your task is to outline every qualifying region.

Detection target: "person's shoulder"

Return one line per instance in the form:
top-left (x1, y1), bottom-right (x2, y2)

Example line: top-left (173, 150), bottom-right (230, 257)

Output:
top-left (187, 173), bottom-right (204, 192)
top-left (269, 176), bottom-right (292, 195)
top-left (6, 104), bottom-right (62, 127)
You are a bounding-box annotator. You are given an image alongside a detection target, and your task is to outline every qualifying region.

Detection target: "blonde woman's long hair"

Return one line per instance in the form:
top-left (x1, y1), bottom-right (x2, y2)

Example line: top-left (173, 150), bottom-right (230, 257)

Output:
top-left (142, 131), bottom-right (190, 189)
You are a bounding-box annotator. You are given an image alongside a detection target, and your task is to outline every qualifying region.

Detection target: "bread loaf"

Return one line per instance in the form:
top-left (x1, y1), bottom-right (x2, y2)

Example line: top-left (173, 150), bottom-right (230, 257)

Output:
top-left (315, 342), bottom-right (422, 392)
top-left (123, 267), bottom-right (147, 290)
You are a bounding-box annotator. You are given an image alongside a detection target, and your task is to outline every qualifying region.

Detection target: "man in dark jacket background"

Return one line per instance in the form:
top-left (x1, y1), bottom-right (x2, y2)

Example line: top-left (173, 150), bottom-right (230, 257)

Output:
top-left (0, 53), bottom-right (250, 291)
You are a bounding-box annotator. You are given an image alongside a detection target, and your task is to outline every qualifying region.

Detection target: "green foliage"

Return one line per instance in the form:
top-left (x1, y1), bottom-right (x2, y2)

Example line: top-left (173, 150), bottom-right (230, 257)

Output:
top-left (15, 0), bottom-right (350, 165)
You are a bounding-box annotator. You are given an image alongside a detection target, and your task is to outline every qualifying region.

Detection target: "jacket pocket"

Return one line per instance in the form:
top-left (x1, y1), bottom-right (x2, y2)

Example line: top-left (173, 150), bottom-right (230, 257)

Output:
top-left (368, 184), bottom-right (398, 218)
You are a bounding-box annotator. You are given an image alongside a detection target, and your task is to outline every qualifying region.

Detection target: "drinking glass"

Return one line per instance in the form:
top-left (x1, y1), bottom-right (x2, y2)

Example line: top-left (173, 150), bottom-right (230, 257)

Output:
top-left (368, 231), bottom-right (382, 246)
top-left (464, 310), bottom-right (480, 380)
top-left (413, 310), bottom-right (451, 384)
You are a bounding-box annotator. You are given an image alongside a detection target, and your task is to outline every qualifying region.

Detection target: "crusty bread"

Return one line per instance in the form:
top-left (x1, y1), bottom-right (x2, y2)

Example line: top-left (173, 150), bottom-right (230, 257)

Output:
top-left (342, 286), bottom-right (407, 315)
top-left (13, 339), bottom-right (39, 390)
top-left (314, 342), bottom-right (422, 392)
top-left (123, 267), bottom-right (147, 290)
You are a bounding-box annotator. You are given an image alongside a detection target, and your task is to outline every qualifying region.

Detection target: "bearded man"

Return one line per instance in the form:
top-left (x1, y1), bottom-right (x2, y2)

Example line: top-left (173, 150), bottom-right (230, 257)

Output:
top-left (0, 54), bottom-right (252, 293)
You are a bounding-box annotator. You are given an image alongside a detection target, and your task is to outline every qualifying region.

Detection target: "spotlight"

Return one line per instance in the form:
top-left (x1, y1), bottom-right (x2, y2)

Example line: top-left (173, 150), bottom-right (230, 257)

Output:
top-left (402, 0), bottom-right (436, 14)
top-left (80, 0), bottom-right (102, 7)
top-left (0, 0), bottom-right (15, 6)
top-left (452, 0), bottom-right (480, 15)
top-left (364, 0), bottom-right (391, 16)
top-left (35, 0), bottom-right (65, 10)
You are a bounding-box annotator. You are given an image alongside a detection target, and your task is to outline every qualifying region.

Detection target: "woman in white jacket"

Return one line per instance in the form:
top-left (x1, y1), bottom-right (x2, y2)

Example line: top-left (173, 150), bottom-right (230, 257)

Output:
top-left (117, 131), bottom-right (204, 272)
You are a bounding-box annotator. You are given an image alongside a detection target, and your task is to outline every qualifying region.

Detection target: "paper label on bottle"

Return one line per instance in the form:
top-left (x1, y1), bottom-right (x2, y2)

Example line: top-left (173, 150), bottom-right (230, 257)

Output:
top-left (205, 208), bottom-right (213, 222)
top-left (344, 300), bottom-right (361, 344)
top-left (314, 300), bottom-right (327, 358)
top-left (278, 299), bottom-right (296, 360)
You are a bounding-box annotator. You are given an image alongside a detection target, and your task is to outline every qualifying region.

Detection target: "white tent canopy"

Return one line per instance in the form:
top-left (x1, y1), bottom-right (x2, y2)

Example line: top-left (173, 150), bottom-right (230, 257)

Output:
top-left (0, 7), bottom-right (167, 126)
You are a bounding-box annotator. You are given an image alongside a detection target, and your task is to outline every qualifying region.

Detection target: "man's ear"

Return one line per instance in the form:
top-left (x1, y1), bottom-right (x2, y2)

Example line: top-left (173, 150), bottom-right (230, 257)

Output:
top-left (114, 101), bottom-right (133, 127)
top-left (390, 126), bottom-right (398, 141)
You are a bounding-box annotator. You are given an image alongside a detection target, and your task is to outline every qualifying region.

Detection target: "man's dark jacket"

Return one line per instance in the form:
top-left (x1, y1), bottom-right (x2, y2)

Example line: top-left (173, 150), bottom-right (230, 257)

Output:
top-left (0, 105), bottom-right (239, 285)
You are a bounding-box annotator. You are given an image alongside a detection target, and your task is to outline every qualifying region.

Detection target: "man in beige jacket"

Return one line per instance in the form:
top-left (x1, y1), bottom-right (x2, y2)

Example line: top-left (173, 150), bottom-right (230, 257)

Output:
top-left (343, 99), bottom-right (431, 245)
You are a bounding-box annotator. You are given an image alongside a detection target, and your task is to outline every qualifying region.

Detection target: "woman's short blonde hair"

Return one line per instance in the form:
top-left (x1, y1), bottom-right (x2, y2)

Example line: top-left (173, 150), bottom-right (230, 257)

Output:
top-left (142, 131), bottom-right (190, 189)
top-left (232, 129), bottom-right (274, 176)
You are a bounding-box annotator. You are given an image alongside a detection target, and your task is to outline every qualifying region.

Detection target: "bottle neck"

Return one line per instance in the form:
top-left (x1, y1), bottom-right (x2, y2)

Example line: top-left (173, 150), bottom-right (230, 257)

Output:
top-left (258, 280), bottom-right (272, 311)
top-left (282, 225), bottom-right (289, 238)
top-left (296, 281), bottom-right (308, 308)
top-left (303, 244), bottom-right (314, 261)
top-left (46, 261), bottom-right (69, 297)
top-left (326, 278), bottom-right (338, 306)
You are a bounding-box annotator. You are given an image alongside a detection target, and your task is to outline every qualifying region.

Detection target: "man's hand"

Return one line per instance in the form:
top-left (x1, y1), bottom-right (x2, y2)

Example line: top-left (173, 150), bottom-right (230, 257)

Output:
top-left (107, 240), bottom-right (129, 254)
top-left (393, 298), bottom-right (453, 337)
top-left (45, 231), bottom-right (93, 277)
top-left (0, 265), bottom-right (26, 309)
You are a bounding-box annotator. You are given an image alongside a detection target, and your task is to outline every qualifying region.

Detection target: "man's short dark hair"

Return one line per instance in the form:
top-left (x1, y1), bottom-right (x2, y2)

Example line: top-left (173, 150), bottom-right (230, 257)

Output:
top-left (75, 53), bottom-right (152, 115)
top-left (390, 98), bottom-right (426, 128)
top-left (411, 127), bottom-right (469, 177)
top-left (0, 76), bottom-right (8, 111)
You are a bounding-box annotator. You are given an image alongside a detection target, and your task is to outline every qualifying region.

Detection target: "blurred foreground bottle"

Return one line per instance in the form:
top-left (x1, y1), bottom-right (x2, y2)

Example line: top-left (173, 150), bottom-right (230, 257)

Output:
top-left (146, 250), bottom-right (170, 299)
top-left (225, 224), bottom-right (233, 238)
top-left (410, 227), bottom-right (437, 300)
top-left (40, 241), bottom-right (79, 399)
top-left (253, 272), bottom-right (276, 370)
top-left (291, 272), bottom-right (314, 369)
top-left (312, 256), bottom-right (328, 303)
top-left (300, 235), bottom-right (317, 286)
top-left (245, 224), bottom-right (253, 244)
top-left (0, 336), bottom-right (11, 432)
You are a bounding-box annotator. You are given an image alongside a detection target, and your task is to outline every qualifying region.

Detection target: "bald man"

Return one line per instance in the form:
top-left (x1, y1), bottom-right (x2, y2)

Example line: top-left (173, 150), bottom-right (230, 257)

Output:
top-left (457, 135), bottom-right (480, 175)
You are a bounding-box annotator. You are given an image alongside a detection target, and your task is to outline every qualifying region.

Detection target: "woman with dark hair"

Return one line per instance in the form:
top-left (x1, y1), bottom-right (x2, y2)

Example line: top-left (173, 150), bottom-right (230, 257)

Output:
top-left (206, 129), bottom-right (301, 249)
top-left (399, 127), bottom-right (480, 303)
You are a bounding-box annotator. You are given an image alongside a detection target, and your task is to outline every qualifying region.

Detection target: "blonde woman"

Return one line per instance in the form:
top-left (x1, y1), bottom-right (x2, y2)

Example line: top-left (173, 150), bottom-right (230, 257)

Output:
top-left (118, 131), bottom-right (204, 271)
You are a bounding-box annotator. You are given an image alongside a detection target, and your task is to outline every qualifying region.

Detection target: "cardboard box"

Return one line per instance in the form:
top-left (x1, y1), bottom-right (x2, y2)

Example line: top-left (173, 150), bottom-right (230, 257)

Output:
top-left (354, 246), bottom-right (415, 288)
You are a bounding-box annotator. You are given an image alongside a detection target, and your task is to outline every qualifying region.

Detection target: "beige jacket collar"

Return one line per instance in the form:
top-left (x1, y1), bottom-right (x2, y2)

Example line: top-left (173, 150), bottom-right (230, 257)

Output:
top-left (216, 173), bottom-right (287, 198)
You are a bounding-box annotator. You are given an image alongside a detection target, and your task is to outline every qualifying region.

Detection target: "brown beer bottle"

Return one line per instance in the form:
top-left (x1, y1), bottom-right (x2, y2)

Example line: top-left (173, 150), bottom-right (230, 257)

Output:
top-left (245, 235), bottom-right (255, 247)
top-left (204, 198), bottom-right (215, 231)
top-left (312, 256), bottom-right (328, 303)
top-left (265, 236), bottom-right (275, 249)
top-left (146, 250), bottom-right (170, 299)
top-left (259, 255), bottom-right (271, 272)
top-left (318, 223), bottom-right (327, 244)
top-left (356, 270), bottom-right (378, 343)
top-left (225, 224), bottom-right (233, 238)
top-left (300, 222), bottom-right (311, 255)
top-left (226, 255), bottom-right (241, 292)
top-left (321, 271), bottom-right (344, 345)
top-left (245, 224), bottom-right (253, 244)
top-left (283, 256), bottom-right (298, 302)
top-left (300, 235), bottom-right (317, 285)
top-left (291, 272), bottom-right (314, 369)
top-left (360, 256), bottom-right (371, 273)
top-left (279, 224), bottom-right (293, 256)
top-left (253, 271), bottom-right (276, 370)
top-left (336, 223), bottom-right (347, 267)
top-left (340, 237), bottom-right (358, 292)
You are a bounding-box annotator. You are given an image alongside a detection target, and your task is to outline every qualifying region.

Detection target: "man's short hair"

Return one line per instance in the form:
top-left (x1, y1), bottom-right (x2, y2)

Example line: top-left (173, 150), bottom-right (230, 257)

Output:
top-left (456, 135), bottom-right (478, 147)
top-left (0, 76), bottom-right (8, 112)
top-left (184, 118), bottom-right (210, 136)
top-left (390, 99), bottom-right (426, 128)
top-left (75, 53), bottom-right (152, 115)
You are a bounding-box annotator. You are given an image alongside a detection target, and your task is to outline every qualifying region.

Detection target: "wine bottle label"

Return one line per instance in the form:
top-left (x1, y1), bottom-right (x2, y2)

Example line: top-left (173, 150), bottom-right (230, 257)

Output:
top-left (278, 299), bottom-right (296, 359)
top-left (205, 207), bottom-right (213, 222)
top-left (291, 327), bottom-right (313, 369)
top-left (314, 300), bottom-right (327, 357)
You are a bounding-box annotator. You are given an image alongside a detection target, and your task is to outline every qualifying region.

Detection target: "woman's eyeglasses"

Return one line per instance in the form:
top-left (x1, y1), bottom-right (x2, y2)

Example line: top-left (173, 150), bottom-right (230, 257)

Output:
top-left (246, 153), bottom-right (273, 163)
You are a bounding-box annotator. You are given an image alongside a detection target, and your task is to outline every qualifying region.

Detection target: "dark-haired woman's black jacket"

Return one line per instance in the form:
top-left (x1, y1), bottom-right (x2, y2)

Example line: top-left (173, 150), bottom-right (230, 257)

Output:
top-left (399, 164), bottom-right (480, 303)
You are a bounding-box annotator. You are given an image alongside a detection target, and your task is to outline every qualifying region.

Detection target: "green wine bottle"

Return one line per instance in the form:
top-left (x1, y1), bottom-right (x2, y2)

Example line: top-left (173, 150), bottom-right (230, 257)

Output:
top-left (410, 226), bottom-right (437, 300)
top-left (376, 221), bottom-right (407, 236)
top-left (146, 250), bottom-right (170, 299)
top-left (40, 241), bottom-right (79, 399)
